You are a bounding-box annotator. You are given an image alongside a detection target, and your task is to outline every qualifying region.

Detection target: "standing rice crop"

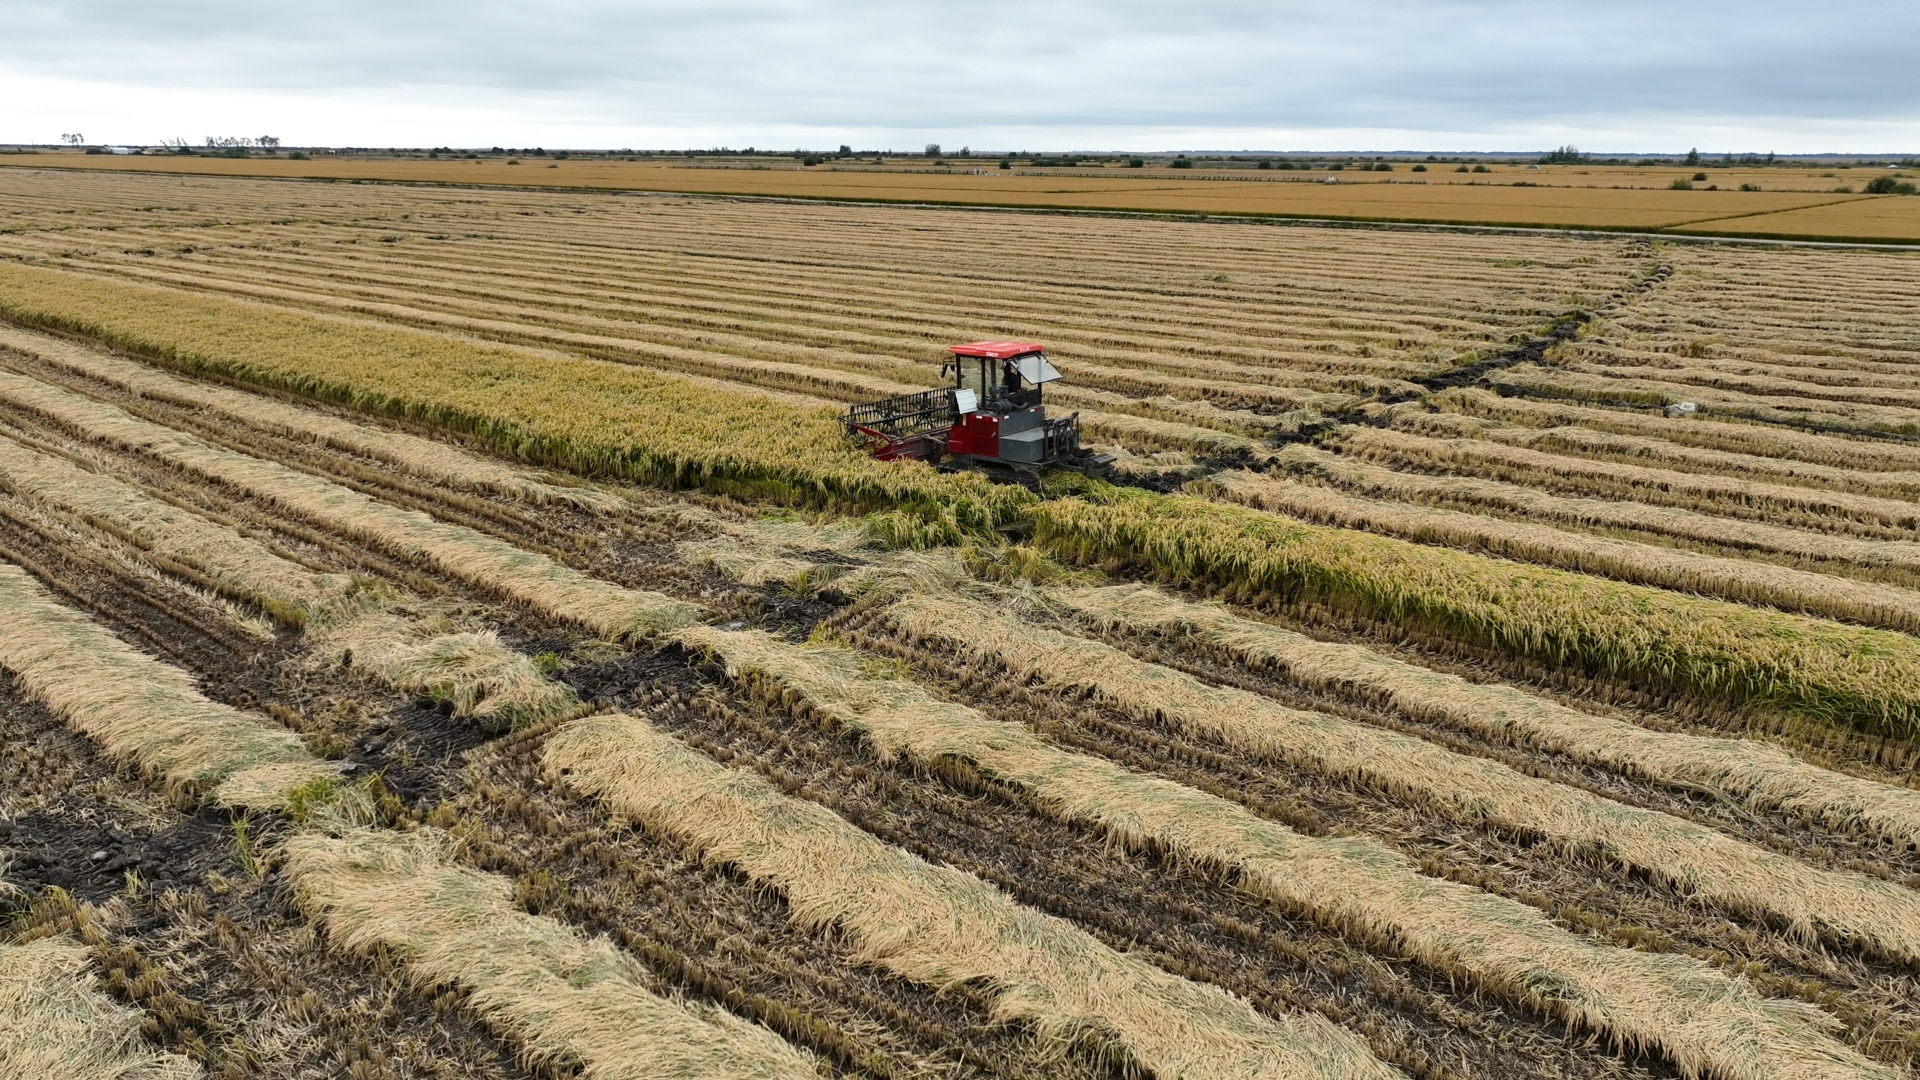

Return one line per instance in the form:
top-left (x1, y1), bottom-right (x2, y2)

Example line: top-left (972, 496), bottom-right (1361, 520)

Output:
top-left (0, 324), bottom-right (619, 510)
top-left (1032, 488), bottom-right (1920, 739)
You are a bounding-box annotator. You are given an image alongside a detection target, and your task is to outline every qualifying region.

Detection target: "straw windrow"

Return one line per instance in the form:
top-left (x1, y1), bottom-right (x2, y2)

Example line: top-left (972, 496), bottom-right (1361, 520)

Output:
top-left (0, 428), bottom-right (576, 728)
top-left (0, 367), bottom-right (704, 641)
top-left (283, 827), bottom-right (821, 1080)
top-left (680, 624), bottom-right (1893, 1080)
top-left (0, 937), bottom-right (202, 1080)
top-left (1054, 582), bottom-right (1920, 851)
top-left (0, 324), bottom-right (620, 510)
top-left (0, 561), bottom-right (335, 807)
top-left (881, 589), bottom-right (1920, 965)
top-left (544, 711), bottom-right (1401, 1080)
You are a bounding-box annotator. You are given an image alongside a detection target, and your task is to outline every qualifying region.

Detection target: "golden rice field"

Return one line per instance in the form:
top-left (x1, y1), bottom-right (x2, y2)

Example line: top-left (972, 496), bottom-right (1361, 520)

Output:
top-left (2, 165), bottom-right (1919, 1080)
top-left (8, 149), bottom-right (1920, 241)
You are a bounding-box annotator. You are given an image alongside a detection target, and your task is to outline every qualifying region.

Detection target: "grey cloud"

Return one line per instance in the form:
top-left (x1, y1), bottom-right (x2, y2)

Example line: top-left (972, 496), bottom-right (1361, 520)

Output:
top-left (3, 1), bottom-right (1914, 144)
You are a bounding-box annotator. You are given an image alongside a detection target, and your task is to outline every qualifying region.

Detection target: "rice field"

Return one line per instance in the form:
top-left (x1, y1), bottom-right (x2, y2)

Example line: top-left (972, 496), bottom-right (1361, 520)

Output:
top-left (2, 165), bottom-right (1919, 1080)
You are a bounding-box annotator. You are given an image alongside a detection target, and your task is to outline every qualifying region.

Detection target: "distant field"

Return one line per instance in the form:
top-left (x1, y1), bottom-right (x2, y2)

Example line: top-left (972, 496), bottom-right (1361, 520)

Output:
top-left (6, 149), bottom-right (1918, 241)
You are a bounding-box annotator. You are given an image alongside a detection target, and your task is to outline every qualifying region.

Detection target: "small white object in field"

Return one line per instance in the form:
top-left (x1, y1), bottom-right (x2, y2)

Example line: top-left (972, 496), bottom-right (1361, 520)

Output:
top-left (1665, 401), bottom-right (1698, 416)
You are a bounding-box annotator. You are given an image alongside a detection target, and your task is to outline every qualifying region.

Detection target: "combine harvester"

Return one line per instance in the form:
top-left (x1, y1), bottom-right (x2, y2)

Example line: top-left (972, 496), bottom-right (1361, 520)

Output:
top-left (843, 341), bottom-right (1115, 489)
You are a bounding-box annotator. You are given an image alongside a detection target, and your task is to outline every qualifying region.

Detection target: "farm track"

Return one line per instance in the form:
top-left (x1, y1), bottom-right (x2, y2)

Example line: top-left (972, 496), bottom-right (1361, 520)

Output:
top-left (829, 612), bottom-right (1920, 1068)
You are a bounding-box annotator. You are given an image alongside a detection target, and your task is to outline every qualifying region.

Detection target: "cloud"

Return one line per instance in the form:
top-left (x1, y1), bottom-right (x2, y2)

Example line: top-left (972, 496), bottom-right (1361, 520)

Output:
top-left (3, 0), bottom-right (1914, 150)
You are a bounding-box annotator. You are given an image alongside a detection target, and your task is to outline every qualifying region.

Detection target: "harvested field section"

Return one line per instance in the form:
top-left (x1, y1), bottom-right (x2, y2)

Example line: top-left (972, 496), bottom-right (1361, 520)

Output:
top-left (1255, 444), bottom-right (1920, 587)
top-left (870, 584), bottom-right (1920, 966)
top-left (1429, 387), bottom-right (1920, 470)
top-left (614, 669), bottom-right (1688, 1080)
top-left (286, 827), bottom-right (825, 1080)
top-left (0, 365), bottom-right (707, 640)
top-left (678, 625), bottom-right (1887, 1080)
top-left (546, 711), bottom-right (1399, 1080)
top-left (1051, 582), bottom-right (1920, 854)
top-left (1333, 426), bottom-right (1920, 539)
top-left (6, 166), bottom-right (1920, 1079)
top-left (448, 718), bottom-right (1129, 1080)
top-left (0, 560), bottom-right (334, 807)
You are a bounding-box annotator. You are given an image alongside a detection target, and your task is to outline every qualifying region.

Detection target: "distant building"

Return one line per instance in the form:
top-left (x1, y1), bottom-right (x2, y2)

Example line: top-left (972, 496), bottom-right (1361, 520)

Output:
top-left (105, 146), bottom-right (136, 155)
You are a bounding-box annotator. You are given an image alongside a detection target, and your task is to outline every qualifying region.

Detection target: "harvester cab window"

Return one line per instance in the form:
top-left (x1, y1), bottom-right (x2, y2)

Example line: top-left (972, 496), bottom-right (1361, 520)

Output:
top-left (955, 356), bottom-right (992, 402)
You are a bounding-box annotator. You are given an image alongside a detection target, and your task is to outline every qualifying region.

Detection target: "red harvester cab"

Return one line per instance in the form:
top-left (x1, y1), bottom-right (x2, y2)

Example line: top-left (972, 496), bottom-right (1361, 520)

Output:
top-left (843, 341), bottom-right (1115, 488)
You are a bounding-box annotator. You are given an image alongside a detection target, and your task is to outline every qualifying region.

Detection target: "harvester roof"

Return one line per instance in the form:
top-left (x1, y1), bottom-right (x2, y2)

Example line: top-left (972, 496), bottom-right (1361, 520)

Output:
top-left (949, 341), bottom-right (1046, 359)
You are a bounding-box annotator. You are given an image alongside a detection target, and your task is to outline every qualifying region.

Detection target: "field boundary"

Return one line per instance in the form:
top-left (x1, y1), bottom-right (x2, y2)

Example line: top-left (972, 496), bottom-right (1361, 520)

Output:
top-left (3, 161), bottom-right (1917, 248)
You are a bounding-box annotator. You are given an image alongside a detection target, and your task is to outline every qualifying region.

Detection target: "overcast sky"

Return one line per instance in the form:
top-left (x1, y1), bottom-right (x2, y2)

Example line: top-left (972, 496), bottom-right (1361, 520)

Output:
top-left (4, 1), bottom-right (1915, 152)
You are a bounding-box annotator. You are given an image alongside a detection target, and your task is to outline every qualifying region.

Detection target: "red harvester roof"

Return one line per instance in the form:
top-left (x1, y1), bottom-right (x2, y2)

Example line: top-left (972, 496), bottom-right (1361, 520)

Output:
top-left (950, 341), bottom-right (1045, 359)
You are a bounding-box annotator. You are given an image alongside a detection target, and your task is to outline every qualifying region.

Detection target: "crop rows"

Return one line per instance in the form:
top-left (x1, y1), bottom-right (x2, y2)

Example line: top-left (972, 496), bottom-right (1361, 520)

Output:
top-left (3, 170), bottom-right (1919, 1079)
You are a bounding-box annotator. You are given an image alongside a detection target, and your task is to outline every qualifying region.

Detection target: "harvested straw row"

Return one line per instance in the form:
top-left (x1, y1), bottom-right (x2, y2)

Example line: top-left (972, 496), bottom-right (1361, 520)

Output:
top-left (0, 427), bottom-right (576, 728)
top-left (881, 588), bottom-right (1920, 966)
top-left (0, 937), bottom-right (202, 1080)
top-left (1217, 466), bottom-right (1920, 634)
top-left (546, 711), bottom-right (1397, 1080)
top-left (1474, 421), bottom-right (1920, 502)
top-left (284, 827), bottom-right (821, 1080)
top-left (0, 560), bottom-right (335, 806)
top-left (0, 324), bottom-right (619, 510)
top-left (1054, 582), bottom-right (1920, 852)
top-left (1337, 426), bottom-right (1920, 535)
top-left (1262, 443), bottom-right (1920, 579)
top-left (0, 427), bottom-right (345, 624)
top-left (0, 261), bottom-right (1031, 542)
top-left (677, 625), bottom-right (1890, 1080)
top-left (1489, 366), bottom-right (1920, 439)
top-left (1428, 388), bottom-right (1920, 472)
top-left (1033, 489), bottom-right (1920, 740)
top-left (0, 367), bottom-right (704, 641)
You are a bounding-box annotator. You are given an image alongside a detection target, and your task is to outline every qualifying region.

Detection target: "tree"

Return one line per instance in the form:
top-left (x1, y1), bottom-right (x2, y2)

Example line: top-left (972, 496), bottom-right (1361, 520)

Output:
top-left (1539, 145), bottom-right (1586, 165)
top-left (258, 135), bottom-right (280, 148)
top-left (838, 144), bottom-right (852, 156)
top-left (60, 133), bottom-right (85, 146)
top-left (924, 143), bottom-right (940, 157)
top-left (1684, 147), bottom-right (1700, 167)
